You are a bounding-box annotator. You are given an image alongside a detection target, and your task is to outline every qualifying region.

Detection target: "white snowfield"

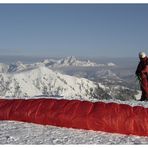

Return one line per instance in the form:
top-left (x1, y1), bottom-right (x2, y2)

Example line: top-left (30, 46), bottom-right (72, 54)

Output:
top-left (0, 120), bottom-right (148, 144)
top-left (0, 66), bottom-right (99, 100)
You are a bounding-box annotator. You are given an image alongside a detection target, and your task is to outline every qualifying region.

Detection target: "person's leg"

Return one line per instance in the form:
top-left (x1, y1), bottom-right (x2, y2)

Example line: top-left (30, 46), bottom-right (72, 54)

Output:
top-left (140, 78), bottom-right (148, 100)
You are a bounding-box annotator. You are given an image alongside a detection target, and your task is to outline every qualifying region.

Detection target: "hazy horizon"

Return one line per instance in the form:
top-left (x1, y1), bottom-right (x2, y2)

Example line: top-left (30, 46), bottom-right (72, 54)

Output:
top-left (0, 55), bottom-right (138, 68)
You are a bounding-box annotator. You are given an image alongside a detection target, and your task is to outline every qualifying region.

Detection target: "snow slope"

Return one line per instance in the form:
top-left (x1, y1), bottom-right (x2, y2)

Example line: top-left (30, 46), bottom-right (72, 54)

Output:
top-left (0, 120), bottom-right (148, 144)
top-left (0, 63), bottom-right (9, 73)
top-left (0, 66), bottom-right (106, 100)
top-left (0, 57), bottom-right (119, 99)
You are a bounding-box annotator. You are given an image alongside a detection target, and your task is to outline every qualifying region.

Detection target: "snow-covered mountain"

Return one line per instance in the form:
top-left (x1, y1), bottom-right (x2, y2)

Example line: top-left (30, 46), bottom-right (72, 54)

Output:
top-left (0, 56), bottom-right (117, 73)
top-left (0, 57), bottom-right (139, 100)
top-left (96, 69), bottom-right (120, 79)
top-left (0, 57), bottom-right (138, 101)
top-left (0, 66), bottom-right (111, 99)
top-left (42, 56), bottom-right (117, 67)
top-left (40, 56), bottom-right (97, 67)
top-left (0, 63), bottom-right (9, 73)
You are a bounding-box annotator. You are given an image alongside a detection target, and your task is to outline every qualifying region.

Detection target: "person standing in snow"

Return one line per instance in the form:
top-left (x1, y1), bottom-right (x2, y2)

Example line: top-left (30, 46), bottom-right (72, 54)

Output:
top-left (135, 52), bottom-right (148, 101)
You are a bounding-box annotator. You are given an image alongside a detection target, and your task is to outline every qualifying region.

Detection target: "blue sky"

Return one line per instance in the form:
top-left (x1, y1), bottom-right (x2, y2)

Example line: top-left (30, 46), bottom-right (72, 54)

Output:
top-left (0, 4), bottom-right (148, 57)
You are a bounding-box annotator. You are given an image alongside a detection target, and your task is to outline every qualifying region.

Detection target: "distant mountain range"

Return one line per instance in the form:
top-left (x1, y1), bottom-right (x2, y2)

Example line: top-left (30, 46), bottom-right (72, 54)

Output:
top-left (0, 57), bottom-right (114, 99)
top-left (41, 56), bottom-right (116, 67)
top-left (0, 56), bottom-right (137, 100)
top-left (0, 56), bottom-right (117, 73)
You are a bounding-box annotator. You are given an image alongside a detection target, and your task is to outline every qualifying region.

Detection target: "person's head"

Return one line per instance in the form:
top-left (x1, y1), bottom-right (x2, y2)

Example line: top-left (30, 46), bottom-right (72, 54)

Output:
top-left (139, 52), bottom-right (146, 60)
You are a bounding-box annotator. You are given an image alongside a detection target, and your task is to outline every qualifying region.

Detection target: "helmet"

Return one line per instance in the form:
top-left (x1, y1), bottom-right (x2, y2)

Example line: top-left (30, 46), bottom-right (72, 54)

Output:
top-left (139, 52), bottom-right (146, 59)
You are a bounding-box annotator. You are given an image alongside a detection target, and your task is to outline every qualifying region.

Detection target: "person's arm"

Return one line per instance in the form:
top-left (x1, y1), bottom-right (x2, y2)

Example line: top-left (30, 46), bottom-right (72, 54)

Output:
top-left (135, 62), bottom-right (142, 81)
top-left (135, 62), bottom-right (141, 76)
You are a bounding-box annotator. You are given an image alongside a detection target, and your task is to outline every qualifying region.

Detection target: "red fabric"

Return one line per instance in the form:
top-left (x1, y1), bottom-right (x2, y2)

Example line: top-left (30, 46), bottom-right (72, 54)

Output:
top-left (136, 58), bottom-right (148, 100)
top-left (0, 98), bottom-right (148, 136)
top-left (141, 65), bottom-right (148, 99)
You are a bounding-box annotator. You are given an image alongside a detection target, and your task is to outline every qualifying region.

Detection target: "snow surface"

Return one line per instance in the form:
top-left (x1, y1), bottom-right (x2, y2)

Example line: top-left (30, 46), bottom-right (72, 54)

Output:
top-left (0, 120), bottom-right (148, 144)
top-left (0, 66), bottom-right (99, 100)
top-left (135, 91), bottom-right (141, 101)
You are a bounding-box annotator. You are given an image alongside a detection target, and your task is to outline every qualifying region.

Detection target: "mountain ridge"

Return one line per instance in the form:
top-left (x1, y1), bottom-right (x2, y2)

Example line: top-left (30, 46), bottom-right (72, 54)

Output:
top-left (0, 66), bottom-right (111, 100)
top-left (0, 56), bottom-right (117, 73)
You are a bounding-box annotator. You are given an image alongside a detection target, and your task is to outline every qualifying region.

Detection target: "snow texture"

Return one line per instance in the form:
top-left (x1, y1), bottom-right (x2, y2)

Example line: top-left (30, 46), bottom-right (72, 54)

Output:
top-left (0, 120), bottom-right (148, 144)
top-left (0, 66), bottom-right (100, 100)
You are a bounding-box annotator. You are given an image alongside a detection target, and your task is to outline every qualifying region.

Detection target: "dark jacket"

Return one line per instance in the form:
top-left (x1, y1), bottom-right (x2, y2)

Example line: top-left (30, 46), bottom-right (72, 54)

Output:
top-left (135, 57), bottom-right (148, 77)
